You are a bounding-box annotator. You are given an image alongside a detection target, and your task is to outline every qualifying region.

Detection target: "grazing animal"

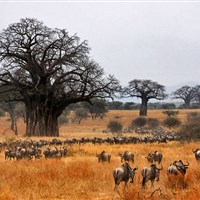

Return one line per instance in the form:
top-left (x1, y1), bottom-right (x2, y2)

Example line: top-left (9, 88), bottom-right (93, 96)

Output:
top-left (167, 160), bottom-right (189, 176)
top-left (141, 164), bottom-right (163, 188)
top-left (146, 151), bottom-right (163, 164)
top-left (119, 151), bottom-right (134, 163)
top-left (192, 149), bottom-right (200, 161)
top-left (5, 149), bottom-right (15, 160)
top-left (96, 150), bottom-right (111, 163)
top-left (113, 163), bottom-right (138, 190)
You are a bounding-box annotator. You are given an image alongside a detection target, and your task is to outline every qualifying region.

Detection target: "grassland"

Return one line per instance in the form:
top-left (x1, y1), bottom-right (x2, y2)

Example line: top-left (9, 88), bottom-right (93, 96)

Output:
top-left (0, 109), bottom-right (200, 200)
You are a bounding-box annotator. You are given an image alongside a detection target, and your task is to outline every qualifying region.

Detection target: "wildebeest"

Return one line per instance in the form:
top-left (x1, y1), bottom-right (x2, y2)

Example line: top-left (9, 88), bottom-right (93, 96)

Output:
top-left (113, 163), bottom-right (138, 190)
top-left (167, 160), bottom-right (189, 176)
top-left (43, 147), bottom-right (61, 159)
top-left (5, 149), bottom-right (15, 160)
top-left (96, 150), bottom-right (111, 163)
top-left (119, 151), bottom-right (134, 163)
top-left (192, 149), bottom-right (200, 161)
top-left (141, 164), bottom-right (163, 188)
top-left (146, 151), bottom-right (163, 164)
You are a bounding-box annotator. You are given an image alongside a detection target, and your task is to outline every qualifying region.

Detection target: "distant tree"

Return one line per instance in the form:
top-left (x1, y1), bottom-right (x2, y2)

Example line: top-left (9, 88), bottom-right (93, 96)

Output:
top-left (161, 103), bottom-right (176, 109)
top-left (148, 102), bottom-right (162, 109)
top-left (190, 103), bottom-right (200, 109)
top-left (172, 85), bottom-right (196, 108)
top-left (73, 108), bottom-right (88, 124)
top-left (123, 102), bottom-right (138, 110)
top-left (123, 79), bottom-right (167, 116)
top-left (0, 18), bottom-right (120, 136)
top-left (107, 101), bottom-right (124, 110)
top-left (83, 98), bottom-right (108, 119)
top-left (193, 85), bottom-right (200, 103)
top-left (58, 108), bottom-right (70, 126)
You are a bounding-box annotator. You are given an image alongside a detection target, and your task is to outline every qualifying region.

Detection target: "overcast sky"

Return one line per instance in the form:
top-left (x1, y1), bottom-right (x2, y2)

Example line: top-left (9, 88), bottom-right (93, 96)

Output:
top-left (1, 1), bottom-right (200, 88)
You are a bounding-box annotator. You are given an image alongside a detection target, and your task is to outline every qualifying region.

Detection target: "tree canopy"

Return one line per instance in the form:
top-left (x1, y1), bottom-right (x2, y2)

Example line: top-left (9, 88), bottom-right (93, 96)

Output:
top-left (0, 18), bottom-right (120, 136)
top-left (123, 79), bottom-right (167, 116)
top-left (172, 85), bottom-right (196, 108)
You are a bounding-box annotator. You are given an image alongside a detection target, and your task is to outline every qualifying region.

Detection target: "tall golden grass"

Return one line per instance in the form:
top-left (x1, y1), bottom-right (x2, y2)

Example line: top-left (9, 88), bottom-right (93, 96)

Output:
top-left (0, 109), bottom-right (200, 200)
top-left (1, 142), bottom-right (200, 200)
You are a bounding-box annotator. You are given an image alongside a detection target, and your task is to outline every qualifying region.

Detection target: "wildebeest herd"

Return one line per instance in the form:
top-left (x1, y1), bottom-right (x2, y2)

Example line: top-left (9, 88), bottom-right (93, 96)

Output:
top-left (1, 137), bottom-right (200, 192)
top-left (96, 149), bottom-right (199, 190)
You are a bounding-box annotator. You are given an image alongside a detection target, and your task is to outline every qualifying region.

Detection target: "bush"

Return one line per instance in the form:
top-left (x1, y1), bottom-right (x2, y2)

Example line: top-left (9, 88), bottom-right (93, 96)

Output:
top-left (162, 117), bottom-right (181, 129)
top-left (187, 112), bottom-right (200, 121)
top-left (107, 120), bottom-right (123, 134)
top-left (162, 110), bottom-right (179, 117)
top-left (131, 117), bottom-right (147, 128)
top-left (178, 114), bottom-right (200, 140)
top-left (147, 118), bottom-right (159, 128)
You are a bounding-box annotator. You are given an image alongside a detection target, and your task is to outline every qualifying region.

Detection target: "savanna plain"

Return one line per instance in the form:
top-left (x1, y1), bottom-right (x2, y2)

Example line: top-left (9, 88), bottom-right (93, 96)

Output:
top-left (0, 110), bottom-right (200, 200)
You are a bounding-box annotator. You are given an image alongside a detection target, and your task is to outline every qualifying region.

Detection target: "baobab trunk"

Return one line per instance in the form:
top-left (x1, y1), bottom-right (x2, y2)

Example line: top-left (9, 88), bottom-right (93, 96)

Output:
top-left (25, 102), bottom-right (59, 137)
top-left (139, 98), bottom-right (148, 116)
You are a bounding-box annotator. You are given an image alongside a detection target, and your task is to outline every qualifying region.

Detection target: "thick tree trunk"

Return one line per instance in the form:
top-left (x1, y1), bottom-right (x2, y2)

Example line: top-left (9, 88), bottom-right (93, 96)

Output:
top-left (7, 104), bottom-right (18, 136)
top-left (139, 98), bottom-right (148, 116)
top-left (184, 99), bottom-right (191, 109)
top-left (10, 116), bottom-right (18, 136)
top-left (25, 100), bottom-right (60, 137)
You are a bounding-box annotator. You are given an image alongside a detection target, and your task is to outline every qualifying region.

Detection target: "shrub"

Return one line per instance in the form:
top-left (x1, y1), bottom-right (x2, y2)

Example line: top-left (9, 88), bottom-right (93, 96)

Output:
top-left (147, 118), bottom-right (159, 128)
top-left (131, 117), bottom-right (147, 128)
top-left (162, 117), bottom-right (181, 129)
top-left (107, 120), bottom-right (123, 134)
top-left (162, 110), bottom-right (179, 117)
top-left (178, 114), bottom-right (200, 140)
top-left (186, 112), bottom-right (200, 121)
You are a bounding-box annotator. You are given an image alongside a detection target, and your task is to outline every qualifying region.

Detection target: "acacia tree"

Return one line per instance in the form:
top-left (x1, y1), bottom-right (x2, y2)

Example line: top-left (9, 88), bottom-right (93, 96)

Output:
top-left (172, 85), bottom-right (196, 108)
top-left (83, 98), bottom-right (108, 119)
top-left (0, 18), bottom-right (120, 137)
top-left (123, 79), bottom-right (167, 116)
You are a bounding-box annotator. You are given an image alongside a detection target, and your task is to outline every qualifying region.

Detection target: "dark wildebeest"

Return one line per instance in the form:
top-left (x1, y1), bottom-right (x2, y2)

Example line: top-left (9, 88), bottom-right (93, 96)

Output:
top-left (192, 149), bottom-right (200, 161)
top-left (167, 160), bottom-right (189, 176)
top-left (5, 149), bottom-right (15, 160)
top-left (119, 151), bottom-right (134, 163)
top-left (141, 164), bottom-right (163, 188)
top-left (113, 163), bottom-right (138, 191)
top-left (146, 151), bottom-right (163, 164)
top-left (96, 150), bottom-right (111, 163)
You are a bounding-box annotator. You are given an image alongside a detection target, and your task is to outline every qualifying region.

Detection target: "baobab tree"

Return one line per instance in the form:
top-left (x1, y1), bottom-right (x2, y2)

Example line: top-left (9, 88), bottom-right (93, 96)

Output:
top-left (172, 85), bottom-right (196, 108)
top-left (123, 79), bottom-right (167, 116)
top-left (0, 18), bottom-right (120, 137)
top-left (193, 85), bottom-right (200, 104)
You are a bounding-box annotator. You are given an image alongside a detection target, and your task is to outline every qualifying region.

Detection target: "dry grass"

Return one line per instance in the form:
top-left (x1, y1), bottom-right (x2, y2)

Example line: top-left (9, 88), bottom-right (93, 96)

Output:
top-left (0, 110), bottom-right (200, 200)
top-left (1, 142), bottom-right (200, 200)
